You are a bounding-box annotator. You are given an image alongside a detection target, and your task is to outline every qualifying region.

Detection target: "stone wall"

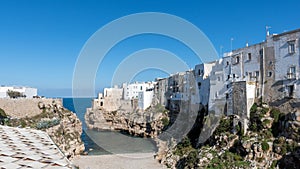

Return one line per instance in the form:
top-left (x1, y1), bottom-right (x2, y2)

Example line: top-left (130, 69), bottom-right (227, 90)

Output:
top-left (0, 98), bottom-right (62, 118)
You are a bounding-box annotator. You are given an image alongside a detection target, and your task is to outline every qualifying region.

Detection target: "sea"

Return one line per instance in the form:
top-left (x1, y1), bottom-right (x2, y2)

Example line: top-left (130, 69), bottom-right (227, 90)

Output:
top-left (62, 98), bottom-right (156, 155)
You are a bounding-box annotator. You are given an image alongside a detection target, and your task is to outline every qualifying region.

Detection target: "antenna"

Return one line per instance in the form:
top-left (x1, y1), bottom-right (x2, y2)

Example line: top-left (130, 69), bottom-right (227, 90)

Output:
top-left (230, 38), bottom-right (234, 52)
top-left (219, 45), bottom-right (223, 58)
top-left (266, 26), bottom-right (271, 37)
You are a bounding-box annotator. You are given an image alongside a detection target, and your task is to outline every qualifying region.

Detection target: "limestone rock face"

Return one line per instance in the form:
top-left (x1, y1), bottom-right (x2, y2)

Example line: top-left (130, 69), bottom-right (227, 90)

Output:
top-left (85, 105), bottom-right (168, 138)
top-left (38, 103), bottom-right (85, 159)
top-left (276, 110), bottom-right (300, 142)
top-left (0, 99), bottom-right (85, 160)
top-left (44, 103), bottom-right (85, 160)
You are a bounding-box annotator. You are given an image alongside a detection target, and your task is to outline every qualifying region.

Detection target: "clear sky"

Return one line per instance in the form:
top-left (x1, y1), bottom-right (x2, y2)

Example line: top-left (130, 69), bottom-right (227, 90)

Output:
top-left (1, 0), bottom-right (300, 97)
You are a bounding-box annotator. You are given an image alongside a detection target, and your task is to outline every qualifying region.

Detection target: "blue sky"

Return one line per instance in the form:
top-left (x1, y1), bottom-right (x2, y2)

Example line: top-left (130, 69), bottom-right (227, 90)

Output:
top-left (0, 0), bottom-right (300, 97)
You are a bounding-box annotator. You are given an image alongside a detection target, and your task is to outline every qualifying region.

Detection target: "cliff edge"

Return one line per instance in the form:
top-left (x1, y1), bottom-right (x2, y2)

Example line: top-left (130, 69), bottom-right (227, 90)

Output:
top-left (0, 98), bottom-right (85, 159)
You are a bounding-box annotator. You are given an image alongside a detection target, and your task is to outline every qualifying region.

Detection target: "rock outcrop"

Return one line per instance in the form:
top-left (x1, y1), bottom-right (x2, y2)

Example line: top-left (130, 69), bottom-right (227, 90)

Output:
top-left (0, 99), bottom-right (85, 160)
top-left (159, 103), bottom-right (300, 169)
top-left (0, 98), bottom-right (62, 118)
top-left (85, 104), bottom-right (169, 138)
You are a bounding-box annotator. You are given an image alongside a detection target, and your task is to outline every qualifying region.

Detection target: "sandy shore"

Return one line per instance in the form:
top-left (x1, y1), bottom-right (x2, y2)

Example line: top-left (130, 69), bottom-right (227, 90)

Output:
top-left (71, 153), bottom-right (166, 169)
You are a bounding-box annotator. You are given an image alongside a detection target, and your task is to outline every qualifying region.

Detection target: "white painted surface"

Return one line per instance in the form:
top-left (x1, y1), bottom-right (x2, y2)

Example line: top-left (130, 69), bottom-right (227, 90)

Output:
top-left (0, 86), bottom-right (37, 98)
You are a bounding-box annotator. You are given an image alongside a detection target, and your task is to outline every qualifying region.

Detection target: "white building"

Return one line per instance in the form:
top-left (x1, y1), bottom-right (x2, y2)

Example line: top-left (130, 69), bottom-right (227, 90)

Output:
top-left (123, 82), bottom-right (156, 100)
top-left (208, 59), bottom-right (227, 115)
top-left (272, 29), bottom-right (300, 99)
top-left (155, 78), bottom-right (169, 107)
top-left (93, 82), bottom-right (156, 111)
top-left (194, 62), bottom-right (214, 106)
top-left (138, 89), bottom-right (154, 110)
top-left (0, 86), bottom-right (37, 98)
top-left (166, 70), bottom-right (199, 111)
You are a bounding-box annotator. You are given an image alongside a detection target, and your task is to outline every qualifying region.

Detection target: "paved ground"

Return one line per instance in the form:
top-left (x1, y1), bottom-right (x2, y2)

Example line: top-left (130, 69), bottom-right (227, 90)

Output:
top-left (72, 153), bottom-right (166, 169)
top-left (0, 125), bottom-right (72, 169)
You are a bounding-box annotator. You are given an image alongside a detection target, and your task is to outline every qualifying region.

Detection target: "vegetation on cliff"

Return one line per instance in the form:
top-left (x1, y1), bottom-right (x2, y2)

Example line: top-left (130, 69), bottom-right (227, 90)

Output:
top-left (6, 90), bottom-right (26, 98)
top-left (0, 101), bottom-right (84, 159)
top-left (161, 102), bottom-right (300, 169)
top-left (0, 108), bottom-right (8, 125)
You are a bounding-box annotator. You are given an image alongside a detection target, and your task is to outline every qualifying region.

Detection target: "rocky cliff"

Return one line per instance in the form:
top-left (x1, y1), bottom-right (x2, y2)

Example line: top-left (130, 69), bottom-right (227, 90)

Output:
top-left (0, 98), bottom-right (62, 118)
top-left (159, 103), bottom-right (300, 169)
top-left (0, 99), bottom-right (85, 159)
top-left (85, 104), bottom-right (169, 138)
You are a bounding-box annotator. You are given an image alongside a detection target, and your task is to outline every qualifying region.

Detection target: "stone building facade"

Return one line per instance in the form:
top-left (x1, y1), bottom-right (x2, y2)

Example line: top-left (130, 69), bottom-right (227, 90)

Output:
top-left (91, 28), bottom-right (300, 133)
top-left (92, 82), bottom-right (156, 111)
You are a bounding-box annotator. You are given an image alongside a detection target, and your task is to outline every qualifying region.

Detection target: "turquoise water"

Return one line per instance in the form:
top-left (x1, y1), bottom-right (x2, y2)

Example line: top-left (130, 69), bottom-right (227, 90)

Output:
top-left (62, 98), bottom-right (156, 155)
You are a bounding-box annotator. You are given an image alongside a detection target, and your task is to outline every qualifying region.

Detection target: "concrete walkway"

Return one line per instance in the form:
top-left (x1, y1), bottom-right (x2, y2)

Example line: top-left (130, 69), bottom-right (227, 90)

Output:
top-left (72, 153), bottom-right (166, 169)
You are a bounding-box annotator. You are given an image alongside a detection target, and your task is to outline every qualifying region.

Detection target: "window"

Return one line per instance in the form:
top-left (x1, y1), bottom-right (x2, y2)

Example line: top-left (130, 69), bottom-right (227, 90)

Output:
top-left (268, 71), bottom-right (272, 77)
top-left (259, 49), bottom-right (264, 57)
top-left (288, 40), bottom-right (295, 54)
top-left (269, 61), bottom-right (273, 65)
top-left (215, 92), bottom-right (218, 98)
top-left (236, 56), bottom-right (240, 63)
top-left (249, 72), bottom-right (252, 78)
top-left (245, 72), bottom-right (248, 76)
top-left (198, 69), bottom-right (204, 75)
top-left (140, 86), bottom-right (143, 90)
top-left (255, 71), bottom-right (259, 77)
top-left (248, 53), bottom-right (252, 60)
top-left (256, 88), bottom-right (260, 97)
top-left (233, 74), bottom-right (236, 78)
top-left (198, 82), bottom-right (201, 87)
top-left (288, 66), bottom-right (296, 79)
top-left (227, 75), bottom-right (230, 80)
top-left (226, 61), bottom-right (229, 66)
top-left (217, 77), bottom-right (221, 81)
top-left (290, 66), bottom-right (296, 74)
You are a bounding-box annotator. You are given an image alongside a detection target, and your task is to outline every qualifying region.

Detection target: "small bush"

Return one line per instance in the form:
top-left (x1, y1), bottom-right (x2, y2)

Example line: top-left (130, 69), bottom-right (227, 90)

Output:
top-left (7, 90), bottom-right (25, 98)
top-left (270, 160), bottom-right (277, 169)
top-left (262, 129), bottom-right (273, 139)
top-left (186, 150), bottom-right (198, 168)
top-left (281, 147), bottom-right (287, 155)
top-left (174, 137), bottom-right (194, 157)
top-left (263, 119), bottom-right (271, 125)
top-left (261, 141), bottom-right (269, 152)
top-left (261, 107), bottom-right (269, 115)
top-left (161, 117), bottom-right (169, 127)
top-left (0, 108), bottom-right (8, 125)
top-left (250, 103), bottom-right (258, 114)
top-left (270, 109), bottom-right (281, 122)
top-left (0, 108), bottom-right (7, 118)
top-left (214, 117), bottom-right (233, 135)
top-left (36, 119), bottom-right (60, 129)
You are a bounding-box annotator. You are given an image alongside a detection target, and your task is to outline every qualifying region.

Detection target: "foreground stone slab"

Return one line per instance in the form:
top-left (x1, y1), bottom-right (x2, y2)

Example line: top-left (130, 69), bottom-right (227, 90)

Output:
top-left (0, 125), bottom-right (72, 169)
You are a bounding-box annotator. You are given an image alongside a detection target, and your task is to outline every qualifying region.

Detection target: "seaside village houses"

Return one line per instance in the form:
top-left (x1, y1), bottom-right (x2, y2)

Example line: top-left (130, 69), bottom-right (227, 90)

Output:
top-left (92, 28), bottom-right (300, 134)
top-left (0, 86), bottom-right (37, 98)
